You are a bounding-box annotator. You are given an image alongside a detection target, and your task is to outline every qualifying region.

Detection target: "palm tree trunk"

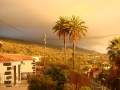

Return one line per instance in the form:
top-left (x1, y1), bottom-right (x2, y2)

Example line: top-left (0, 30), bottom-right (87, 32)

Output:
top-left (72, 40), bottom-right (76, 70)
top-left (64, 33), bottom-right (67, 64)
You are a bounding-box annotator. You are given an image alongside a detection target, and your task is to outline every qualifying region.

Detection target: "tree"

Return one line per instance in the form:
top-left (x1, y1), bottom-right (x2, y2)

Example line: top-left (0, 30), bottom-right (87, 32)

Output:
top-left (28, 75), bottom-right (55, 90)
top-left (69, 16), bottom-right (87, 69)
top-left (44, 65), bottom-right (66, 90)
top-left (107, 37), bottom-right (120, 65)
top-left (107, 37), bottom-right (120, 90)
top-left (68, 71), bottom-right (91, 90)
top-left (52, 16), bottom-right (70, 63)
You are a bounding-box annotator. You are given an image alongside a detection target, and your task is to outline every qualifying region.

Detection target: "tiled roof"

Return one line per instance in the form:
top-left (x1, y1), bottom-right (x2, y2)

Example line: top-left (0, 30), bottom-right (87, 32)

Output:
top-left (0, 53), bottom-right (32, 62)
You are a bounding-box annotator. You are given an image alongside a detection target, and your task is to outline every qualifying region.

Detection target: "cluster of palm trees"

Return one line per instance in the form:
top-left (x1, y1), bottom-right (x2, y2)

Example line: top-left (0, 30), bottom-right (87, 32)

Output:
top-left (52, 16), bottom-right (88, 69)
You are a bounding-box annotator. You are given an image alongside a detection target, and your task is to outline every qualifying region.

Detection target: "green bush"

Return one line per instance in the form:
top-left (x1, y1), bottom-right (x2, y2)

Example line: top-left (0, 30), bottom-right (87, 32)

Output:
top-left (44, 65), bottom-right (66, 90)
top-left (28, 65), bottom-right (67, 90)
top-left (28, 76), bottom-right (55, 90)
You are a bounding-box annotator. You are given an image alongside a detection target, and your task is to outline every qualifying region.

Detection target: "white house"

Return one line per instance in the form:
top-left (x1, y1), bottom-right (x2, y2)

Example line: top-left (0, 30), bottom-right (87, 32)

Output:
top-left (0, 53), bottom-right (41, 87)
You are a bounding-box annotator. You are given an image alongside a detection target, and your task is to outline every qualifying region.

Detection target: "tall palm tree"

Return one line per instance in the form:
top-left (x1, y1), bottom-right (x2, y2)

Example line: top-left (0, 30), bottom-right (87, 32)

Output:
top-left (107, 37), bottom-right (120, 65)
top-left (69, 16), bottom-right (87, 69)
top-left (52, 16), bottom-right (70, 63)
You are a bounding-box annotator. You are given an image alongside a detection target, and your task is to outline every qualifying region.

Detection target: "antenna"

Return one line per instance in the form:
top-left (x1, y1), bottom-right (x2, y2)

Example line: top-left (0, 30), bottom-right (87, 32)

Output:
top-left (43, 33), bottom-right (47, 66)
top-left (43, 33), bottom-right (47, 46)
top-left (0, 41), bottom-right (3, 48)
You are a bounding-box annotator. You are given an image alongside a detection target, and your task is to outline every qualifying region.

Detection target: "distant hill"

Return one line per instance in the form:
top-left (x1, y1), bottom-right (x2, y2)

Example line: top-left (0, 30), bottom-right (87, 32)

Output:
top-left (0, 37), bottom-right (109, 71)
top-left (0, 37), bottom-right (100, 56)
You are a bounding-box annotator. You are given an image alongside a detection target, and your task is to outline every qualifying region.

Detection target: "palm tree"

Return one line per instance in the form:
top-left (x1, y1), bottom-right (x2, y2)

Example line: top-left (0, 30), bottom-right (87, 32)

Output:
top-left (107, 37), bottom-right (120, 65)
top-left (52, 16), bottom-right (70, 63)
top-left (107, 37), bottom-right (120, 90)
top-left (69, 16), bottom-right (87, 69)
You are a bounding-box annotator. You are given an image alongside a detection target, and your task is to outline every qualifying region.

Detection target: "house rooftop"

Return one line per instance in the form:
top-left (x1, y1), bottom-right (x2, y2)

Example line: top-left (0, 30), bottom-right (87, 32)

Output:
top-left (0, 53), bottom-right (33, 62)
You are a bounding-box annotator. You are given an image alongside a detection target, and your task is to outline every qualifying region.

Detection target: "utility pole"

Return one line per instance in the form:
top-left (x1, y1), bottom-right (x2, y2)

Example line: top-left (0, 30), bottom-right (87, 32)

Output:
top-left (43, 33), bottom-right (47, 66)
top-left (0, 41), bottom-right (3, 48)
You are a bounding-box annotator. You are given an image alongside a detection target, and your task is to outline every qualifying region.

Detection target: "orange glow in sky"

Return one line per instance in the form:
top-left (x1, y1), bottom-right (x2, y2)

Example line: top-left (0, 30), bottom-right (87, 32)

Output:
top-left (0, 0), bottom-right (120, 53)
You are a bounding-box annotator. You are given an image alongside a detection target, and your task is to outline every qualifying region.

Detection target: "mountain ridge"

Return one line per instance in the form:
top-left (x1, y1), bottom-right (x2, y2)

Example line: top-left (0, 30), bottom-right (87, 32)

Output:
top-left (0, 36), bottom-right (101, 55)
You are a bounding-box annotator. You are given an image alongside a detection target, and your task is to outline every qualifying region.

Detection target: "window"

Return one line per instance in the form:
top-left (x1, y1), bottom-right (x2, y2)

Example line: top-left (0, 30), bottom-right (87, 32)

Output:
top-left (32, 67), bottom-right (35, 69)
top-left (33, 69), bottom-right (36, 72)
top-left (4, 81), bottom-right (11, 84)
top-left (6, 76), bottom-right (12, 79)
top-left (5, 71), bottom-right (11, 75)
top-left (3, 63), bottom-right (11, 66)
top-left (33, 64), bottom-right (36, 66)
top-left (7, 67), bottom-right (11, 70)
top-left (31, 62), bottom-right (35, 64)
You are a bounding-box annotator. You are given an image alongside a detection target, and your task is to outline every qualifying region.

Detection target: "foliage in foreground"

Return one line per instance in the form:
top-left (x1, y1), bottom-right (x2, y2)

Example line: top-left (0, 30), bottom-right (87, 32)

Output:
top-left (107, 37), bottom-right (120, 64)
top-left (44, 65), bottom-right (66, 90)
top-left (28, 65), bottom-right (66, 90)
top-left (105, 37), bottom-right (120, 89)
top-left (28, 64), bottom-right (92, 90)
top-left (28, 75), bottom-right (55, 90)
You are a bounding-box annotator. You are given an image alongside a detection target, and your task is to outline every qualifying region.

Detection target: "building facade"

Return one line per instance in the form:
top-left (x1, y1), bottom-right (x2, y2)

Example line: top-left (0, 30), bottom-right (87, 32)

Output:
top-left (0, 54), bottom-right (40, 87)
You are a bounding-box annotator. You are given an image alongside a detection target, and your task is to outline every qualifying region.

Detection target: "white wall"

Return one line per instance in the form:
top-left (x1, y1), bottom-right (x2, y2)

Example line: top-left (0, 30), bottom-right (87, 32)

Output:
top-left (0, 56), bottom-right (41, 86)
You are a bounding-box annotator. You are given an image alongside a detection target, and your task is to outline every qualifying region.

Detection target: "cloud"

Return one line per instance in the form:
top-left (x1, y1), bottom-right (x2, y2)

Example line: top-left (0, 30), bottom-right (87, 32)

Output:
top-left (0, 0), bottom-right (120, 53)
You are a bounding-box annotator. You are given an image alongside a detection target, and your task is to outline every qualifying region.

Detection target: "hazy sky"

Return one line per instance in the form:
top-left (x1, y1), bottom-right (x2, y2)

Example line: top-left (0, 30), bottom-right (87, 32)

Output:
top-left (0, 0), bottom-right (120, 53)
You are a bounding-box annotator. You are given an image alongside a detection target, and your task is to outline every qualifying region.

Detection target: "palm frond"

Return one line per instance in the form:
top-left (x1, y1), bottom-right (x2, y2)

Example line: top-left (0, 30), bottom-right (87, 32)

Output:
top-left (107, 37), bottom-right (120, 63)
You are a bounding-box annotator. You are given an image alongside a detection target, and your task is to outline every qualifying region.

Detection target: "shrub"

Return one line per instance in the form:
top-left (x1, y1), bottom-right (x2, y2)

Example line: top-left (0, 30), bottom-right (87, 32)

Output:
top-left (44, 65), bottom-right (66, 90)
top-left (28, 76), bottom-right (55, 90)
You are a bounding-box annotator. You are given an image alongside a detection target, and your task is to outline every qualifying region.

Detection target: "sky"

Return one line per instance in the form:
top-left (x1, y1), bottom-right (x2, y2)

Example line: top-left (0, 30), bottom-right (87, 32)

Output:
top-left (0, 0), bottom-right (120, 53)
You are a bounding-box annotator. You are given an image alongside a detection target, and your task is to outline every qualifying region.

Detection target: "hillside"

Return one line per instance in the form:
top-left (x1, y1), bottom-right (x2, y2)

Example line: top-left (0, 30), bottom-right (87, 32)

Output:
top-left (0, 37), bottom-right (100, 56)
top-left (0, 37), bottom-right (109, 72)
